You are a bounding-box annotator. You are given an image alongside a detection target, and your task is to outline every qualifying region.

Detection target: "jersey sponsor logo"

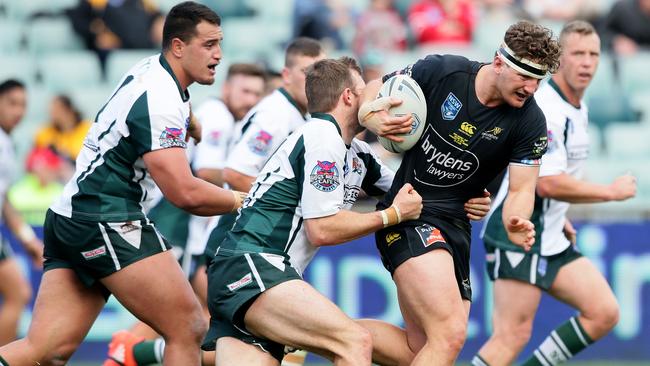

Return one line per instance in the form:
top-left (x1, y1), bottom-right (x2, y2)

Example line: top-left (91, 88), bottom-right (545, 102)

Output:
top-left (81, 245), bottom-right (107, 260)
top-left (448, 132), bottom-right (469, 147)
top-left (310, 161), bottom-right (340, 192)
top-left (227, 272), bottom-right (253, 291)
top-left (532, 136), bottom-right (548, 157)
top-left (352, 157), bottom-right (363, 174)
top-left (481, 126), bottom-right (504, 141)
top-left (160, 127), bottom-right (187, 148)
top-left (441, 92), bottom-right (462, 121)
top-left (247, 129), bottom-right (273, 155)
top-left (385, 232), bottom-right (401, 246)
top-left (460, 122), bottom-right (476, 136)
top-left (415, 125), bottom-right (479, 187)
top-left (415, 224), bottom-right (446, 247)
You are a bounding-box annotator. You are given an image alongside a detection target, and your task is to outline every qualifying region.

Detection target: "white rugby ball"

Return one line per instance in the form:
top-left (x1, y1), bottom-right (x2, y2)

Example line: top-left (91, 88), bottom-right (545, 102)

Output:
top-left (376, 75), bottom-right (427, 153)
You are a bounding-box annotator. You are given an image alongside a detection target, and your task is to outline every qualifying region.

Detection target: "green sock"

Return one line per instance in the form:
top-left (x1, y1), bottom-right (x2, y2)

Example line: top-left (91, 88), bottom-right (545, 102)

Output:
top-left (522, 316), bottom-right (594, 366)
top-left (0, 355), bottom-right (9, 366)
top-left (471, 354), bottom-right (491, 366)
top-left (133, 338), bottom-right (165, 365)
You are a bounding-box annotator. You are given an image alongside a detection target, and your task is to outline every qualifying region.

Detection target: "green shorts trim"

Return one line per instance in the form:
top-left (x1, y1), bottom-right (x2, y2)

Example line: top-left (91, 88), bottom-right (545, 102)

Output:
top-left (202, 252), bottom-right (302, 361)
top-left (43, 209), bottom-right (171, 290)
top-left (485, 244), bottom-right (582, 290)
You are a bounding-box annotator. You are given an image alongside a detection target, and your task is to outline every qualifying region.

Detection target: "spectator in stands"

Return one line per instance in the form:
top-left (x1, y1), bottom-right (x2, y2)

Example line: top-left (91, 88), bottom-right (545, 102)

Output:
top-left (66, 0), bottom-right (164, 71)
top-left (352, 0), bottom-right (407, 56)
top-left (293, 0), bottom-right (350, 50)
top-left (0, 79), bottom-right (44, 347)
top-left (407, 0), bottom-right (476, 45)
top-left (8, 148), bottom-right (64, 226)
top-left (605, 0), bottom-right (650, 55)
top-left (34, 94), bottom-right (91, 180)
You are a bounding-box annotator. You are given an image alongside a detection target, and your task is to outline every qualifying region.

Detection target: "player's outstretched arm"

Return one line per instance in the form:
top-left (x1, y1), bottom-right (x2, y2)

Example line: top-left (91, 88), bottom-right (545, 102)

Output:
top-left (503, 164), bottom-right (539, 251)
top-left (144, 147), bottom-right (243, 216)
top-left (464, 190), bottom-right (491, 221)
top-left (537, 172), bottom-right (637, 203)
top-left (304, 183), bottom-right (422, 246)
top-left (223, 167), bottom-right (256, 192)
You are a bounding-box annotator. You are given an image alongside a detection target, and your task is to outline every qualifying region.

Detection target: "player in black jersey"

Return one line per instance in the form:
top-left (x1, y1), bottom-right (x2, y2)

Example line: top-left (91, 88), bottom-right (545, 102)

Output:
top-left (358, 21), bottom-right (561, 365)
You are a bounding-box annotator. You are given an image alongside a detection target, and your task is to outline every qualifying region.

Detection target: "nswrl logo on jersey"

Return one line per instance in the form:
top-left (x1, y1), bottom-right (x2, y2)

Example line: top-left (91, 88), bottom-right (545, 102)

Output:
top-left (441, 92), bottom-right (462, 121)
top-left (310, 161), bottom-right (340, 192)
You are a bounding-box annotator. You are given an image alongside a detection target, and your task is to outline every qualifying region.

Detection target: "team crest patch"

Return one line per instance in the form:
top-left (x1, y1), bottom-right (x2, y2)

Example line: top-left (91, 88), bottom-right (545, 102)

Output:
top-left (247, 129), bottom-right (273, 155)
top-left (207, 130), bottom-right (221, 146)
top-left (310, 161), bottom-right (340, 192)
top-left (159, 127), bottom-right (187, 148)
top-left (441, 92), bottom-right (462, 121)
top-left (81, 245), bottom-right (107, 260)
top-left (546, 129), bottom-right (557, 153)
top-left (414, 224), bottom-right (446, 247)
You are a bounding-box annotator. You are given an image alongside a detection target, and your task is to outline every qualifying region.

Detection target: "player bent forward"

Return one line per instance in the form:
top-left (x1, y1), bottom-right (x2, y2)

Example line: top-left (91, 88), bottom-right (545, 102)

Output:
top-left (202, 58), bottom-right (422, 365)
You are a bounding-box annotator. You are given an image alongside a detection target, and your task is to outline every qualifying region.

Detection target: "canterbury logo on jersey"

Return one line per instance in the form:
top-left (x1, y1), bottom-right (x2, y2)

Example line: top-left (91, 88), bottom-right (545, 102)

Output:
top-left (460, 122), bottom-right (476, 136)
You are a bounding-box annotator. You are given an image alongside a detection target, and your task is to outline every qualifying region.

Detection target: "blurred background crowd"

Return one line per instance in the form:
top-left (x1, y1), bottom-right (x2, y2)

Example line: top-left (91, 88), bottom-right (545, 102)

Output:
top-left (0, 0), bottom-right (649, 226)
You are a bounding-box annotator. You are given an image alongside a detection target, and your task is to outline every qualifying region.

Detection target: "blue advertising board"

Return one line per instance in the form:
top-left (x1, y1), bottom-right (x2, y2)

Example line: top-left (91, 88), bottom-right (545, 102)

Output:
top-left (3, 221), bottom-right (649, 362)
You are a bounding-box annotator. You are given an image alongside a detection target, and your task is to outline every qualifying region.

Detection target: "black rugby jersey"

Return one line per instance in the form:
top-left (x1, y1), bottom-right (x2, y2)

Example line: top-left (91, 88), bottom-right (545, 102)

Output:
top-left (379, 54), bottom-right (548, 220)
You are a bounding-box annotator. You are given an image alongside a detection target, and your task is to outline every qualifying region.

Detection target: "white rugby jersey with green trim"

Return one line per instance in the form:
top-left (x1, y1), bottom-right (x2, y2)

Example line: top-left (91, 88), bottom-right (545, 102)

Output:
top-left (482, 79), bottom-right (589, 255)
top-left (0, 128), bottom-right (16, 225)
top-left (217, 113), bottom-right (393, 275)
top-left (50, 54), bottom-right (191, 222)
top-left (225, 88), bottom-right (306, 177)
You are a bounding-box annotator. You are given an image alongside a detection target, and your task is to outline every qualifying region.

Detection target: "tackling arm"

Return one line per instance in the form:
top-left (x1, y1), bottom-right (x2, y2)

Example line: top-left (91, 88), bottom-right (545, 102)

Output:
top-left (502, 164), bottom-right (539, 250)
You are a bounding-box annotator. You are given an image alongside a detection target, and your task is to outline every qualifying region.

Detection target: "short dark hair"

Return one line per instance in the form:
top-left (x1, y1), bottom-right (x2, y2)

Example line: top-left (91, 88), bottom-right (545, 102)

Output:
top-left (559, 20), bottom-right (597, 46)
top-left (504, 20), bottom-right (561, 74)
top-left (285, 37), bottom-right (323, 68)
top-left (226, 63), bottom-right (266, 81)
top-left (305, 57), bottom-right (361, 113)
top-left (162, 1), bottom-right (221, 51)
top-left (0, 79), bottom-right (25, 96)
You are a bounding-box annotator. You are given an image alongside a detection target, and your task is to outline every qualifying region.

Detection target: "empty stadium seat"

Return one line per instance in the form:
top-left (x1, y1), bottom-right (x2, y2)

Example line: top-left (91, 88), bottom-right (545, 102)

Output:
top-left (2, 0), bottom-right (76, 20)
top-left (0, 53), bottom-right (37, 84)
top-left (0, 20), bottom-right (24, 53)
top-left (605, 122), bottom-right (650, 159)
top-left (69, 86), bottom-right (114, 122)
top-left (26, 17), bottom-right (84, 55)
top-left (39, 51), bottom-right (102, 89)
top-left (619, 51), bottom-right (650, 94)
top-left (105, 50), bottom-right (158, 86)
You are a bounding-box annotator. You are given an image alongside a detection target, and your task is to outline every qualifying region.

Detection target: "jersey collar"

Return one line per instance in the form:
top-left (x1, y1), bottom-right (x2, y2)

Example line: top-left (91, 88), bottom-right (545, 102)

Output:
top-left (548, 78), bottom-right (580, 109)
top-left (311, 112), bottom-right (342, 137)
top-left (159, 54), bottom-right (190, 103)
top-left (278, 87), bottom-right (306, 120)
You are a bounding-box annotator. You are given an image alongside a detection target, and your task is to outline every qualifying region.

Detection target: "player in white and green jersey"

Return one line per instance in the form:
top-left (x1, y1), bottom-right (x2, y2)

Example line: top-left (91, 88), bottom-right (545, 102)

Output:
top-left (203, 38), bottom-right (327, 265)
top-left (0, 79), bottom-right (43, 349)
top-left (0, 4), bottom-right (247, 366)
top-left (202, 57), bottom-right (424, 366)
top-left (473, 21), bottom-right (637, 366)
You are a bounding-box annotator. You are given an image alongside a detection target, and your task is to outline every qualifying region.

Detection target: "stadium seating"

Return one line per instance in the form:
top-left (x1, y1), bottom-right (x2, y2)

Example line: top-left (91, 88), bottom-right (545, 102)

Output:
top-left (105, 50), bottom-right (159, 86)
top-left (605, 122), bottom-right (650, 160)
top-left (1, 0), bottom-right (76, 20)
top-left (618, 51), bottom-right (650, 94)
top-left (0, 53), bottom-right (37, 84)
top-left (39, 51), bottom-right (102, 90)
top-left (26, 17), bottom-right (84, 55)
top-left (0, 20), bottom-right (24, 52)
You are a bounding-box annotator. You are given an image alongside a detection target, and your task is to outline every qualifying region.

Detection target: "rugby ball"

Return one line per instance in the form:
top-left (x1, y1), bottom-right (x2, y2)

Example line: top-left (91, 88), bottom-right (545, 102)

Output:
top-left (376, 75), bottom-right (427, 153)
